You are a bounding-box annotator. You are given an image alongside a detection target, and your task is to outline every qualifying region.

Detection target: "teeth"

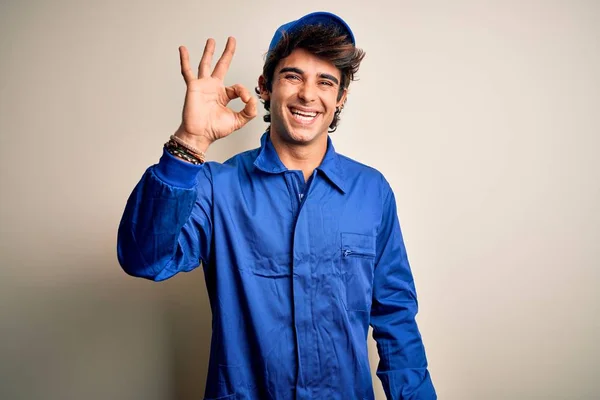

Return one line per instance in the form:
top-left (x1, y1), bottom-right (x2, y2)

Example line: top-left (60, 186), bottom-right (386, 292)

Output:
top-left (291, 108), bottom-right (317, 118)
top-left (294, 114), bottom-right (315, 122)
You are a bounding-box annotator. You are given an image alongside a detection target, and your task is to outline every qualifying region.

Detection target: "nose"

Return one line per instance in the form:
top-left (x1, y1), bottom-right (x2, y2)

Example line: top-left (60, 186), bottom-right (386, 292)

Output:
top-left (298, 81), bottom-right (317, 103)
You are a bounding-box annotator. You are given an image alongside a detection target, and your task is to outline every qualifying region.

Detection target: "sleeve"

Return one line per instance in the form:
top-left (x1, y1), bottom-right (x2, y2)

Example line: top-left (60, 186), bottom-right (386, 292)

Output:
top-left (370, 183), bottom-right (437, 399)
top-left (116, 148), bottom-right (214, 281)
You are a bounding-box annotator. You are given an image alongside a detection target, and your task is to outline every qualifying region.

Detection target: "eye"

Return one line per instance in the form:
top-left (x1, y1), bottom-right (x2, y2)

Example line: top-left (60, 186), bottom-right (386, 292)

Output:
top-left (285, 74), bottom-right (301, 81)
top-left (319, 81), bottom-right (334, 87)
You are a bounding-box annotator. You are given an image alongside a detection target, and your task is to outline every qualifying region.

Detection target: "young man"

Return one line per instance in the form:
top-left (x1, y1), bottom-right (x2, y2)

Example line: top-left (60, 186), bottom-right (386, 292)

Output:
top-left (117, 11), bottom-right (436, 400)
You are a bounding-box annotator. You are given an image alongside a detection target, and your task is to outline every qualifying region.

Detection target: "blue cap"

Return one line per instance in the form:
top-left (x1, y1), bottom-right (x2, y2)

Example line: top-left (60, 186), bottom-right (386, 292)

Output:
top-left (268, 11), bottom-right (355, 52)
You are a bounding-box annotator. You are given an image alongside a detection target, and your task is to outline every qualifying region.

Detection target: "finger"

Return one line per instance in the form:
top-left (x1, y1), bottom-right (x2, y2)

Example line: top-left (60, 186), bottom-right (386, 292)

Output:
top-left (225, 83), bottom-right (254, 103)
top-left (224, 83), bottom-right (243, 101)
top-left (198, 38), bottom-right (215, 79)
top-left (238, 96), bottom-right (258, 126)
top-left (225, 84), bottom-right (257, 127)
top-left (179, 46), bottom-right (194, 84)
top-left (211, 37), bottom-right (236, 80)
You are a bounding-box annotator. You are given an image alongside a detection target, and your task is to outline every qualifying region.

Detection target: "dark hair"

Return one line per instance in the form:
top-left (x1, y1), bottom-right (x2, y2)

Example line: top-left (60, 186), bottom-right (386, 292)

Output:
top-left (255, 24), bottom-right (365, 132)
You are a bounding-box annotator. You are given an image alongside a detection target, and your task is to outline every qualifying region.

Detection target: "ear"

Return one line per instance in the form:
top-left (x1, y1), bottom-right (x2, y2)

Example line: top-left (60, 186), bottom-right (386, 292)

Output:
top-left (336, 88), bottom-right (348, 109)
top-left (258, 75), bottom-right (270, 101)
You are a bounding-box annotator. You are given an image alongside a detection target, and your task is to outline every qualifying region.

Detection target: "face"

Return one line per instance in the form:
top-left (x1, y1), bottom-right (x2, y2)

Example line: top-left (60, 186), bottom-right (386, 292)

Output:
top-left (259, 48), bottom-right (347, 146)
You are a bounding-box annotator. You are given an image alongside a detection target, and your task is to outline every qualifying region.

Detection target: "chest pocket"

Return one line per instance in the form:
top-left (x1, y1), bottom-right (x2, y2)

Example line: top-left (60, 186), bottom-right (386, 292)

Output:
top-left (340, 232), bottom-right (376, 312)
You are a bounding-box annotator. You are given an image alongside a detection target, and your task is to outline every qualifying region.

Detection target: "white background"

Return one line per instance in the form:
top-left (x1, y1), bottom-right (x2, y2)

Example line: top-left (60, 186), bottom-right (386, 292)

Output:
top-left (1, 0), bottom-right (599, 399)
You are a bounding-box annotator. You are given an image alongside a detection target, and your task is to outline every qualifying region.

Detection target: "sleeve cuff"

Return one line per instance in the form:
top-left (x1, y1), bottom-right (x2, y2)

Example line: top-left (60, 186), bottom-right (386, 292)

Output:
top-left (153, 148), bottom-right (205, 188)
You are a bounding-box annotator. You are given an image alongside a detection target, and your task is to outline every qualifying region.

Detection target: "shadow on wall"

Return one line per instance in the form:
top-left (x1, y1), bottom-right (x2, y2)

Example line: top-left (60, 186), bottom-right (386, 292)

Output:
top-left (0, 259), bottom-right (212, 400)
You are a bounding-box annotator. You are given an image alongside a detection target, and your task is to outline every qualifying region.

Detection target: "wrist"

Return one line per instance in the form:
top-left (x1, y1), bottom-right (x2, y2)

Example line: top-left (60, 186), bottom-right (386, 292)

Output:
top-left (165, 134), bottom-right (206, 165)
top-left (174, 127), bottom-right (213, 153)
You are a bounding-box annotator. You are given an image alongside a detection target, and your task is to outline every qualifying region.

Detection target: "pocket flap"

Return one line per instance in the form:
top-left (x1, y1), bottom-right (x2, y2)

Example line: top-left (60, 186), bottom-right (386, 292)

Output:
top-left (341, 232), bottom-right (376, 255)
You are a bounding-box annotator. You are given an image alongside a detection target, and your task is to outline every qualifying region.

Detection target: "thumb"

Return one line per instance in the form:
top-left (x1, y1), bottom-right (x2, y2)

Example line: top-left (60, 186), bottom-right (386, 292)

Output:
top-left (226, 84), bottom-right (258, 129)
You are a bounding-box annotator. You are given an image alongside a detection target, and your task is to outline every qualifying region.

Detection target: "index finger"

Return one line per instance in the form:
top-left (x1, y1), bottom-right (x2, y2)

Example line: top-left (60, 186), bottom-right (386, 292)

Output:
top-left (211, 37), bottom-right (236, 80)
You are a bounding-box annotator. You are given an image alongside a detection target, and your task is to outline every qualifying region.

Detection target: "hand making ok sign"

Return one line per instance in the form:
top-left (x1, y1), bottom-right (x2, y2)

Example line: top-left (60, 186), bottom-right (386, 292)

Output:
top-left (175, 37), bottom-right (258, 151)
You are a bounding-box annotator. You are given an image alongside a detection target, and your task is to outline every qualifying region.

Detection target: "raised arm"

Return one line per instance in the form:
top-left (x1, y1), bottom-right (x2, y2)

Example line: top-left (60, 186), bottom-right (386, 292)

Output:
top-left (116, 38), bottom-right (257, 280)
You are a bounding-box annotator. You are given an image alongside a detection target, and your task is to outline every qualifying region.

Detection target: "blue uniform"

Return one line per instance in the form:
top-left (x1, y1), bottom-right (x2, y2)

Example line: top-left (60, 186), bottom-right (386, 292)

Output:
top-left (117, 132), bottom-right (436, 399)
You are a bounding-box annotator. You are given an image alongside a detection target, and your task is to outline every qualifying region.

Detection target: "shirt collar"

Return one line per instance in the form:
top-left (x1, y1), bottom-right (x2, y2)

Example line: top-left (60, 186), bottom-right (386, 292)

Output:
top-left (253, 132), bottom-right (346, 193)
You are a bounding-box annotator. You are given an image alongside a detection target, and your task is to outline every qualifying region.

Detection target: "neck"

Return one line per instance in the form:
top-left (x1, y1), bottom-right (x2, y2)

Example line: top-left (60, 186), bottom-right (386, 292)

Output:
top-left (270, 131), bottom-right (328, 182)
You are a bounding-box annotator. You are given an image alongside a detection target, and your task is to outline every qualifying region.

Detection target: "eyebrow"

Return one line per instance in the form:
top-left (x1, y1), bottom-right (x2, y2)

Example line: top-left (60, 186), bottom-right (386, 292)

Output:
top-left (278, 67), bottom-right (340, 86)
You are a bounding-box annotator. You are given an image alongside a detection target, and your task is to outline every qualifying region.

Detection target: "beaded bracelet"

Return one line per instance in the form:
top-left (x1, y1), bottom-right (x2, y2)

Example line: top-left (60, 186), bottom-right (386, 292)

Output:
top-left (164, 137), bottom-right (206, 165)
top-left (170, 135), bottom-right (206, 159)
top-left (165, 146), bottom-right (202, 164)
top-left (165, 143), bottom-right (204, 164)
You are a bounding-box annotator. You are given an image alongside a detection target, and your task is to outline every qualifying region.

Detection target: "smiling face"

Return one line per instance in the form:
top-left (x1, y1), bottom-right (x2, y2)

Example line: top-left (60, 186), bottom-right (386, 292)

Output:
top-left (259, 48), bottom-right (347, 146)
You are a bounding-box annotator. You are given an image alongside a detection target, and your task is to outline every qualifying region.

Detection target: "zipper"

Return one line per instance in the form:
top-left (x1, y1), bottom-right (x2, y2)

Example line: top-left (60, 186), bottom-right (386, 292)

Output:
top-left (343, 249), bottom-right (375, 258)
